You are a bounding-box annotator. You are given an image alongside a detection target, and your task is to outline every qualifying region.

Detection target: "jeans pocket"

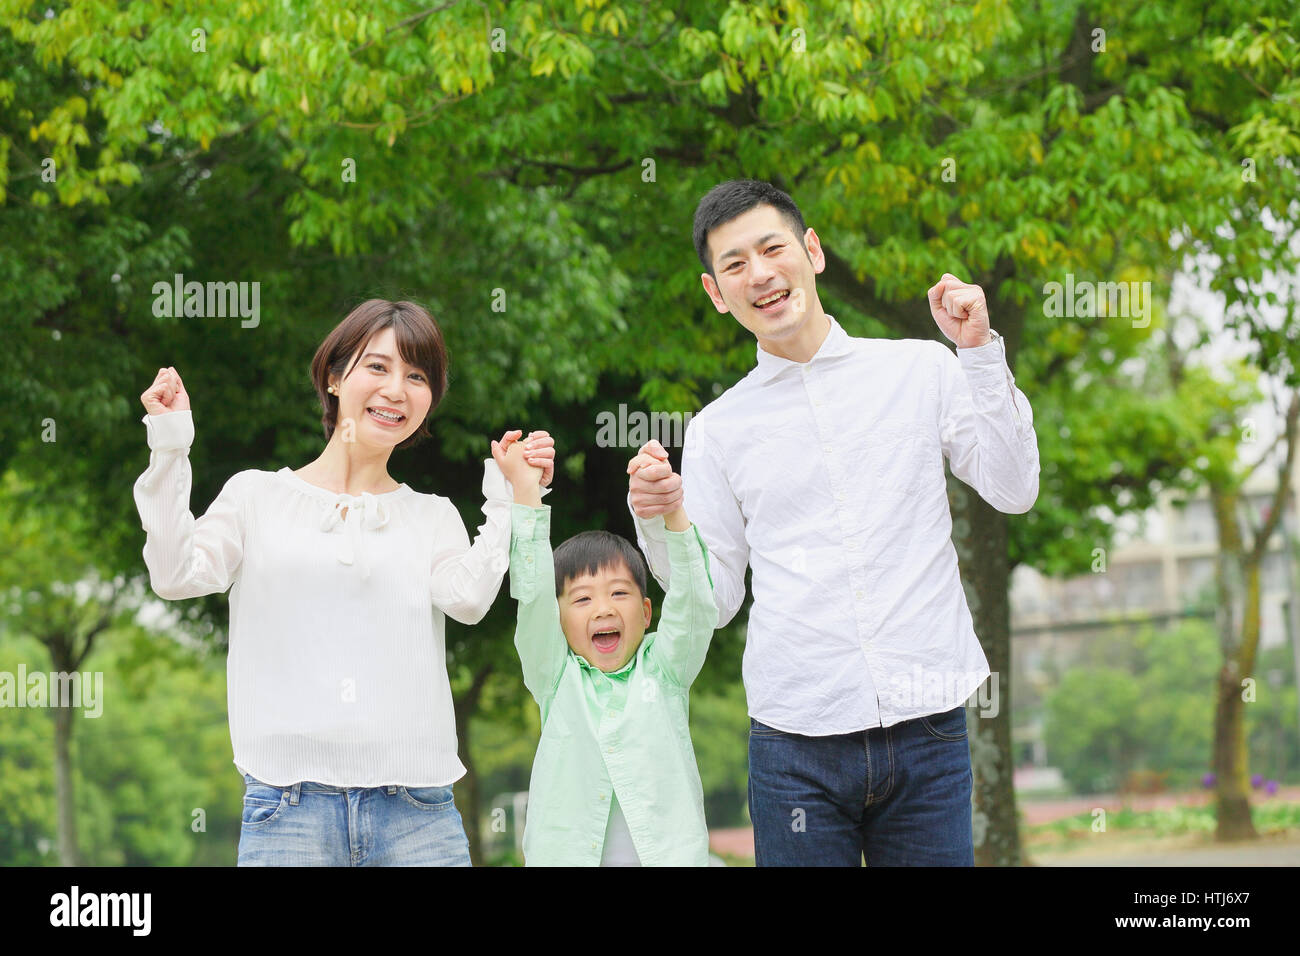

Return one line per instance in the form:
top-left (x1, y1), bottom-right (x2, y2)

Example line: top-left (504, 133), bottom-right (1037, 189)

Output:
top-left (918, 706), bottom-right (968, 741)
top-left (399, 785), bottom-right (456, 811)
top-left (748, 717), bottom-right (787, 738)
top-left (241, 777), bottom-right (288, 827)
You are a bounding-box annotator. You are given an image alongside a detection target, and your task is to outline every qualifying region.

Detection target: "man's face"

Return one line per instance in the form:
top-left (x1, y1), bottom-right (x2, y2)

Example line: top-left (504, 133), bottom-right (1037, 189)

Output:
top-left (700, 204), bottom-right (826, 350)
top-left (559, 561), bottom-right (653, 673)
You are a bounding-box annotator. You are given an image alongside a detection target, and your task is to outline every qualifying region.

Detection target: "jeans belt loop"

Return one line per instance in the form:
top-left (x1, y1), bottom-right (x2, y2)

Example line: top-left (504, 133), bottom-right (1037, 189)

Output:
top-left (386, 785), bottom-right (397, 795)
top-left (289, 782), bottom-right (302, 806)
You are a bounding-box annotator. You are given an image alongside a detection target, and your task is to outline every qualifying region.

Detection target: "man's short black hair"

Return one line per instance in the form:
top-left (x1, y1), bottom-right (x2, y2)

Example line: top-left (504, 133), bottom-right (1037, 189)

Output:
top-left (693, 179), bottom-right (808, 278)
top-left (553, 530), bottom-right (650, 599)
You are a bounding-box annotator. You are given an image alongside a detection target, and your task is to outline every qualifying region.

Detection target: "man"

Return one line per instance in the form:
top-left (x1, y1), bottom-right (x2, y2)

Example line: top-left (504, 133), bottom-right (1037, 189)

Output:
top-left (628, 179), bottom-right (1039, 866)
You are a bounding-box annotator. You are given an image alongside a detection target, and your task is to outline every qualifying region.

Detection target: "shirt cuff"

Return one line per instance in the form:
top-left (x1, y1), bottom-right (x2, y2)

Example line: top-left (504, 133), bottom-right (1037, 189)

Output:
top-left (142, 410), bottom-right (194, 451)
top-left (630, 494), bottom-right (669, 543)
top-left (957, 335), bottom-right (1014, 391)
top-left (510, 502), bottom-right (549, 540)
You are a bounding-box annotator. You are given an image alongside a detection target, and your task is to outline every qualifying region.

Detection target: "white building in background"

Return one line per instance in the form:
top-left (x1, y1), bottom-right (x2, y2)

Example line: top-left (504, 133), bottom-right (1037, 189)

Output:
top-left (1011, 466), bottom-right (1300, 648)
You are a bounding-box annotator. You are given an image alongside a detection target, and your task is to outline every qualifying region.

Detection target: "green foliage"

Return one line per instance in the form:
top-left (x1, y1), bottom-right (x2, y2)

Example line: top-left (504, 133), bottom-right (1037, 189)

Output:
top-left (688, 669), bottom-right (750, 828)
top-left (0, 623), bottom-right (240, 866)
top-left (1034, 800), bottom-right (1300, 843)
top-left (1043, 618), bottom-right (1299, 794)
top-left (3, 0), bottom-right (1299, 862)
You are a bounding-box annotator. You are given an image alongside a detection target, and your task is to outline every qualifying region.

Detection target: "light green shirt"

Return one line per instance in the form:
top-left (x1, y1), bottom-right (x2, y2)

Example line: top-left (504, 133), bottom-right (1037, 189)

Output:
top-left (509, 504), bottom-right (717, 866)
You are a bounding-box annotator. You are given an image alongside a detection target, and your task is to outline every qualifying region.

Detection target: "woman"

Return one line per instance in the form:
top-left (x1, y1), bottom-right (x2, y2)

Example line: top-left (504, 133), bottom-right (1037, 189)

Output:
top-left (133, 299), bottom-right (553, 866)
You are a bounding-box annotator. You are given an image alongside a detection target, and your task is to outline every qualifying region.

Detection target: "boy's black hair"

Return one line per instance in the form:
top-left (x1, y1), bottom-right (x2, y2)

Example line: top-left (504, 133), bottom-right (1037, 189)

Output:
top-left (553, 530), bottom-right (650, 599)
top-left (692, 179), bottom-right (809, 278)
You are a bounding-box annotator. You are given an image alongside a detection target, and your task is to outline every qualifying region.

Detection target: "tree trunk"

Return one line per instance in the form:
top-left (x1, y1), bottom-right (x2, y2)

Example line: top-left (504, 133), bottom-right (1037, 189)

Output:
top-left (52, 689), bottom-right (79, 866)
top-left (948, 474), bottom-right (1021, 866)
top-left (44, 616), bottom-right (109, 867)
top-left (1209, 486), bottom-right (1260, 840)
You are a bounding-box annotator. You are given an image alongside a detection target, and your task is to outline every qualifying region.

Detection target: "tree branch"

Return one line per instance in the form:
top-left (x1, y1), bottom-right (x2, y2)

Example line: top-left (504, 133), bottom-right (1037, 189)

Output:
top-left (818, 246), bottom-right (937, 340)
top-left (352, 2), bottom-right (461, 56)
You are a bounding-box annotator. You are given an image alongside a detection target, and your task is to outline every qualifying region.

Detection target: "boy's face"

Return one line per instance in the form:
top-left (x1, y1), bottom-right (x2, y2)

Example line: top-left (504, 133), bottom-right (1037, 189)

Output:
top-left (699, 203), bottom-right (826, 356)
top-left (559, 560), bottom-right (653, 673)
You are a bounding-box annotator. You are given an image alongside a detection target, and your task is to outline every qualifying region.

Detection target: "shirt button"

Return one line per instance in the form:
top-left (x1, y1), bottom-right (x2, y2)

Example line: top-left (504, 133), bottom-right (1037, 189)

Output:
top-left (824, 445), bottom-right (833, 455)
top-left (835, 492), bottom-right (845, 502)
top-left (599, 794), bottom-right (606, 801)
top-left (855, 590), bottom-right (864, 600)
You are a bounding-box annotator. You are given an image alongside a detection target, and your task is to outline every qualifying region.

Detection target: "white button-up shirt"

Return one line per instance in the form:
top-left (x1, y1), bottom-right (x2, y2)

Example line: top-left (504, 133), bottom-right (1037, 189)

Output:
top-left (632, 316), bottom-right (1039, 735)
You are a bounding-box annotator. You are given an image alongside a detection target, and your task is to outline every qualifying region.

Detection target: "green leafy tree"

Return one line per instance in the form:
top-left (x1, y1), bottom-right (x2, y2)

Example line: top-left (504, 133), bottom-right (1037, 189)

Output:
top-left (0, 473), bottom-right (137, 864)
top-left (4, 0), bottom-right (1298, 865)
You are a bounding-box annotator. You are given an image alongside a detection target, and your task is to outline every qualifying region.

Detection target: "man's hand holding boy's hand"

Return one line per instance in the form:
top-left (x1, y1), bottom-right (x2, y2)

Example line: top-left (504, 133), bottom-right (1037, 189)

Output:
top-left (492, 429), bottom-right (548, 507)
top-left (627, 440), bottom-right (689, 532)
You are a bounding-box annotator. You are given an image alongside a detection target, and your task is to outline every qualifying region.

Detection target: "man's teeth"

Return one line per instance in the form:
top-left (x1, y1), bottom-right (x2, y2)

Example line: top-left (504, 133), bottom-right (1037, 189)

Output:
top-left (756, 290), bottom-right (788, 306)
top-left (368, 408), bottom-right (404, 421)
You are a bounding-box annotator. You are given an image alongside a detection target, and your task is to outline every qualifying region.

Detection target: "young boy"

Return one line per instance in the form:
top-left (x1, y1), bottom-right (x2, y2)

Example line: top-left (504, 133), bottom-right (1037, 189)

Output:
top-left (495, 438), bottom-right (718, 866)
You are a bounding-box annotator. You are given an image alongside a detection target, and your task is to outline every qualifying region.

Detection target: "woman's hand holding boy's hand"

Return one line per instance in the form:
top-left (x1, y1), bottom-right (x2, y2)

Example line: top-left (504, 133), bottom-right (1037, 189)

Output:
top-left (520, 430), bottom-right (555, 488)
top-left (492, 429), bottom-right (548, 506)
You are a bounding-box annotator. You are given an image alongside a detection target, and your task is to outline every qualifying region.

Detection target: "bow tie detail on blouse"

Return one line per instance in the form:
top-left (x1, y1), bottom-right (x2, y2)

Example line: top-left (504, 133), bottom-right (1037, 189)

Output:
top-left (319, 492), bottom-right (391, 579)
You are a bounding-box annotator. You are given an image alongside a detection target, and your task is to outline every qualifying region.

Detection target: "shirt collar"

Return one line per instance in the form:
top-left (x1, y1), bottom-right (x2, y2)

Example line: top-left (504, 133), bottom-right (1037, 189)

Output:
top-left (752, 314), bottom-right (852, 383)
top-left (574, 647), bottom-right (637, 679)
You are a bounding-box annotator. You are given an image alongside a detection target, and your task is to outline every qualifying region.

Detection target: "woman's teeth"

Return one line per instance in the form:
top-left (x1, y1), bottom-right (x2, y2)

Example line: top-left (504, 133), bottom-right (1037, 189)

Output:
top-left (367, 408), bottom-right (405, 424)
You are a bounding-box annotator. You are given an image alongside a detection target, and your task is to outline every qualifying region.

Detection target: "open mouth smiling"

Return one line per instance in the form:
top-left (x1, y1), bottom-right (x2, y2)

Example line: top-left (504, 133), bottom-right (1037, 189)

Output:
top-left (366, 406), bottom-right (406, 426)
top-left (753, 289), bottom-right (790, 311)
top-left (591, 627), bottom-right (621, 653)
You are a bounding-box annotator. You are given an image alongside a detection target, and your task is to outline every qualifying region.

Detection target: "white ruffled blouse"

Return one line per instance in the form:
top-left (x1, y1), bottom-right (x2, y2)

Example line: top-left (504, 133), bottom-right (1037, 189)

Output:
top-left (132, 409), bottom-right (524, 788)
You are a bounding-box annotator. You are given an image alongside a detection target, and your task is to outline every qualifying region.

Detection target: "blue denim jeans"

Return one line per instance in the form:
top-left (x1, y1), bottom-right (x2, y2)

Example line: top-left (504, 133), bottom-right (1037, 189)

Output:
top-left (236, 773), bottom-right (473, 866)
top-left (747, 705), bottom-right (975, 866)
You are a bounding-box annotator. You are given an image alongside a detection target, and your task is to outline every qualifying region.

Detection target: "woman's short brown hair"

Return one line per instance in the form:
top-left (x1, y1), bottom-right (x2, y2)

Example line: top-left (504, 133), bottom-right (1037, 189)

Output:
top-left (310, 299), bottom-right (449, 450)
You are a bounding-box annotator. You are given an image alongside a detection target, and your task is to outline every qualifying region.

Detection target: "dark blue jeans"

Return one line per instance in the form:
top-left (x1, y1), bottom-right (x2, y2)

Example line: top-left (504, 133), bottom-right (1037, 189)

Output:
top-left (748, 705), bottom-right (974, 866)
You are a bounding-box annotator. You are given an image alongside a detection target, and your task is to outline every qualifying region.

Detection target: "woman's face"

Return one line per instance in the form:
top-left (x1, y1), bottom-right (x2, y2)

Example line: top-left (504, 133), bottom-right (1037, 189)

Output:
top-left (330, 326), bottom-right (433, 451)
